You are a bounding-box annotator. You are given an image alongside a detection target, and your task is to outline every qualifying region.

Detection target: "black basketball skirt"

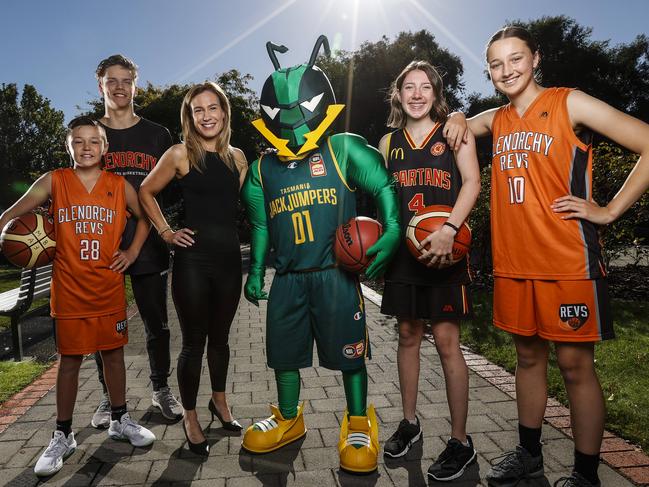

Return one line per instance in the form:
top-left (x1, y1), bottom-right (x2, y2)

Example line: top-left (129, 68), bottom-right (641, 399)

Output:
top-left (380, 281), bottom-right (473, 322)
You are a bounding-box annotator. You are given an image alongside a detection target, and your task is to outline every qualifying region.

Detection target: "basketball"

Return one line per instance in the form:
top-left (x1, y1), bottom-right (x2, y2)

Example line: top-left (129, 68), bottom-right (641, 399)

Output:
top-left (333, 217), bottom-right (383, 273)
top-left (0, 213), bottom-right (56, 268)
top-left (406, 205), bottom-right (471, 267)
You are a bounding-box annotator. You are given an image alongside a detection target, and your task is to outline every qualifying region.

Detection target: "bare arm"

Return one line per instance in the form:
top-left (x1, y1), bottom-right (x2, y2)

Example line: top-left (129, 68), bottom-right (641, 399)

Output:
top-left (110, 181), bottom-right (150, 273)
top-left (0, 173), bottom-right (52, 247)
top-left (419, 132), bottom-right (481, 266)
top-left (377, 134), bottom-right (389, 167)
top-left (232, 147), bottom-right (249, 188)
top-left (552, 90), bottom-right (649, 224)
top-left (139, 144), bottom-right (195, 248)
top-left (444, 109), bottom-right (497, 149)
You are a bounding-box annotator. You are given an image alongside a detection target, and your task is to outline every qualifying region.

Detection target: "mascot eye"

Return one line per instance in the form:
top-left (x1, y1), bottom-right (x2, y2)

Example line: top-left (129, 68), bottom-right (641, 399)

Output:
top-left (262, 105), bottom-right (280, 120)
top-left (300, 93), bottom-right (324, 112)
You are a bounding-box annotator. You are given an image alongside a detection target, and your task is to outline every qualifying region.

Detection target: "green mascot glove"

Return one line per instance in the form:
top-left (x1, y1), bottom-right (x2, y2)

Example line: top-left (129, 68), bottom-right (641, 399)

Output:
top-left (329, 133), bottom-right (401, 280)
top-left (244, 268), bottom-right (268, 306)
top-left (241, 159), bottom-right (271, 306)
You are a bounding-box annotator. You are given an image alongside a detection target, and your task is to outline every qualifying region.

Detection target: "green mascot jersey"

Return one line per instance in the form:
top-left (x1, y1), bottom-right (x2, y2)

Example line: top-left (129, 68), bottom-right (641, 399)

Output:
top-left (256, 138), bottom-right (355, 272)
top-left (243, 132), bottom-right (400, 276)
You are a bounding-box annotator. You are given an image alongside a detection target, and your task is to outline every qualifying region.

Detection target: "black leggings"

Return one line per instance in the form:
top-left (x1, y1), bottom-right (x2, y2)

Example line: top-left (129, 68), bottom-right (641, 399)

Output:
top-left (172, 248), bottom-right (242, 410)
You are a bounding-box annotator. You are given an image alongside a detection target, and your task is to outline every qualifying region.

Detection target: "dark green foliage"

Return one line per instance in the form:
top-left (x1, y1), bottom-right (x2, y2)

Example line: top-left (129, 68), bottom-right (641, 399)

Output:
top-left (318, 30), bottom-right (465, 147)
top-left (0, 84), bottom-right (67, 208)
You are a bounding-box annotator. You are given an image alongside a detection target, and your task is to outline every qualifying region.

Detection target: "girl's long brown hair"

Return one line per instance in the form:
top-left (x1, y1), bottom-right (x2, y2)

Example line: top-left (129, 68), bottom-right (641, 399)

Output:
top-left (387, 60), bottom-right (448, 128)
top-left (180, 82), bottom-right (235, 172)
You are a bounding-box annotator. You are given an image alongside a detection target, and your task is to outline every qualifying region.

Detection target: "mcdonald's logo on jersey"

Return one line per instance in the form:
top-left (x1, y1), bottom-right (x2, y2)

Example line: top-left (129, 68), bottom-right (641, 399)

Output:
top-left (390, 147), bottom-right (404, 160)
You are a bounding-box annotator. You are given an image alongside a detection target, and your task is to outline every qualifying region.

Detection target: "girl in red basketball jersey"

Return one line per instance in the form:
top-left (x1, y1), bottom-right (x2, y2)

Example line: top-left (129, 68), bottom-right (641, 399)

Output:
top-left (378, 61), bottom-right (481, 481)
top-left (446, 27), bottom-right (649, 487)
top-left (0, 117), bottom-right (156, 477)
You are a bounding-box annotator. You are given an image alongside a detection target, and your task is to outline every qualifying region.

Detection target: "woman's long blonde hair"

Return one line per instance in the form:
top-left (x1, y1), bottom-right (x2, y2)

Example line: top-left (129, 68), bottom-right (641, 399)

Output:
top-left (180, 82), bottom-right (235, 172)
top-left (387, 60), bottom-right (448, 129)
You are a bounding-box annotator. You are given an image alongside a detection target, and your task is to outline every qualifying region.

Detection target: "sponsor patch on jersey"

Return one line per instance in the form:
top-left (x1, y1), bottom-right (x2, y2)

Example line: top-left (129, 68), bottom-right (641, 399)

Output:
top-left (540, 111), bottom-right (549, 119)
top-left (342, 340), bottom-right (365, 359)
top-left (354, 311), bottom-right (363, 321)
top-left (115, 319), bottom-right (128, 335)
top-left (558, 303), bottom-right (589, 330)
top-left (309, 153), bottom-right (326, 177)
top-left (430, 141), bottom-right (446, 156)
top-left (287, 161), bottom-right (298, 169)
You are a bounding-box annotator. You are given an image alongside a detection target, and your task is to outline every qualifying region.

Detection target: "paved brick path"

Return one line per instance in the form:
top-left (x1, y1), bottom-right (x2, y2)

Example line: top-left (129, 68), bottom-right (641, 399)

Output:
top-left (0, 266), bottom-right (642, 486)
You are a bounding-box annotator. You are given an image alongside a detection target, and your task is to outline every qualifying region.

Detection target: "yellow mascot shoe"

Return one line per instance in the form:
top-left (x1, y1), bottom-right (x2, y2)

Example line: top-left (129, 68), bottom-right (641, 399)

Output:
top-left (242, 403), bottom-right (306, 453)
top-left (338, 404), bottom-right (379, 474)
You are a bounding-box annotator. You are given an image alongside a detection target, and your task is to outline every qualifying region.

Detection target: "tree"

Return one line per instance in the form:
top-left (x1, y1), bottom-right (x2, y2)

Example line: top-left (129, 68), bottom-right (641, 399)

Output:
top-left (0, 84), bottom-right (66, 208)
top-left (319, 30), bottom-right (465, 147)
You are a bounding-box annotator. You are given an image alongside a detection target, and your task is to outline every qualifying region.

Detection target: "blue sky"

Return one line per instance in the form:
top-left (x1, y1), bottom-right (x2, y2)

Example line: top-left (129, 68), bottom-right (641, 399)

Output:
top-left (1, 0), bottom-right (647, 121)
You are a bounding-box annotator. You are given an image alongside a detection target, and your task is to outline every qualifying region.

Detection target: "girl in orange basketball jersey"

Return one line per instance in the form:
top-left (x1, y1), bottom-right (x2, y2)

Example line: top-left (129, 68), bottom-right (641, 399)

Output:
top-left (0, 117), bottom-right (156, 477)
top-left (446, 26), bottom-right (649, 487)
top-left (378, 61), bottom-right (481, 481)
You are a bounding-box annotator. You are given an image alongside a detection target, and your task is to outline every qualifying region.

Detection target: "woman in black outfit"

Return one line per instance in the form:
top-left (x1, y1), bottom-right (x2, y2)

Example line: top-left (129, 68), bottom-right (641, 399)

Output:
top-left (140, 82), bottom-right (248, 455)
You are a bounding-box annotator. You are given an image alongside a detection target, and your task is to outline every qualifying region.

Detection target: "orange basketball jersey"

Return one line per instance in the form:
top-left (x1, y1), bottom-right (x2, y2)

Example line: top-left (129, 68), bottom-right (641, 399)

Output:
top-left (50, 168), bottom-right (128, 318)
top-left (490, 87), bottom-right (604, 280)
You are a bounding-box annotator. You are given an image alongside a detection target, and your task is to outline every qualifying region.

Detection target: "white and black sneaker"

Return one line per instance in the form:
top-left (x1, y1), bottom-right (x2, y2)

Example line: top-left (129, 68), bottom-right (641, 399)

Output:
top-left (34, 431), bottom-right (77, 477)
top-left (486, 445), bottom-right (544, 486)
top-left (90, 393), bottom-right (111, 429)
top-left (152, 387), bottom-right (183, 421)
top-left (428, 435), bottom-right (477, 481)
top-left (383, 417), bottom-right (422, 458)
top-left (108, 412), bottom-right (156, 447)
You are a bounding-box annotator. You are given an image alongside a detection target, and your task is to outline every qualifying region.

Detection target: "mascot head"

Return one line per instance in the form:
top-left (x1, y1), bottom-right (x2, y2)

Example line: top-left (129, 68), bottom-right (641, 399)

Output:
top-left (253, 35), bottom-right (344, 159)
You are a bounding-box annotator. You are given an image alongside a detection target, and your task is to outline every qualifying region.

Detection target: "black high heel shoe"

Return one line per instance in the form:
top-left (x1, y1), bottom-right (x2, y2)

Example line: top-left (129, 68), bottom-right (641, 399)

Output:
top-left (208, 399), bottom-right (243, 432)
top-left (182, 421), bottom-right (209, 456)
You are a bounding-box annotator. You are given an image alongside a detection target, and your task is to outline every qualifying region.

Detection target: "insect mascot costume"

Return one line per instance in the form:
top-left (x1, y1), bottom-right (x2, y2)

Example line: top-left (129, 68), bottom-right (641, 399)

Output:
top-left (241, 35), bottom-right (400, 473)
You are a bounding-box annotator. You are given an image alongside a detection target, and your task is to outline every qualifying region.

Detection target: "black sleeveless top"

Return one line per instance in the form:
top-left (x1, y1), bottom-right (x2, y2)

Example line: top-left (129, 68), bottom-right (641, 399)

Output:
top-left (384, 125), bottom-right (470, 286)
top-left (177, 151), bottom-right (240, 252)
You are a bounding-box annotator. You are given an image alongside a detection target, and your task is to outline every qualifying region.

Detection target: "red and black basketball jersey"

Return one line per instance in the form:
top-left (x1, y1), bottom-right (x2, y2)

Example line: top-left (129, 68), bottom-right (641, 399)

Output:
top-left (383, 124), bottom-right (470, 286)
top-left (50, 168), bottom-right (128, 318)
top-left (491, 87), bottom-right (605, 280)
top-left (100, 118), bottom-right (172, 275)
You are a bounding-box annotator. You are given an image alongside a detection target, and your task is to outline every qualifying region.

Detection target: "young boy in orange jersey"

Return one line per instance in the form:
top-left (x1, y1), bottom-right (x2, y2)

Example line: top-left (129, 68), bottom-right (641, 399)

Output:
top-left (0, 117), bottom-right (156, 478)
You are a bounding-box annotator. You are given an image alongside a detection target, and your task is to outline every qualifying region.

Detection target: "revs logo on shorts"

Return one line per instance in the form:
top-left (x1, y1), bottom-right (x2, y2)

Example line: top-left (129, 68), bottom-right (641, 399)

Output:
top-left (342, 340), bottom-right (365, 359)
top-left (115, 319), bottom-right (128, 336)
top-left (309, 153), bottom-right (326, 177)
top-left (559, 303), bottom-right (589, 330)
top-left (354, 311), bottom-right (363, 321)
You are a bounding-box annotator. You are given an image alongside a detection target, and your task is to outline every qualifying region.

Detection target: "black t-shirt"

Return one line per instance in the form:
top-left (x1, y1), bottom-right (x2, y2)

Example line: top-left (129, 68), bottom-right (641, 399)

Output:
top-left (100, 118), bottom-right (173, 275)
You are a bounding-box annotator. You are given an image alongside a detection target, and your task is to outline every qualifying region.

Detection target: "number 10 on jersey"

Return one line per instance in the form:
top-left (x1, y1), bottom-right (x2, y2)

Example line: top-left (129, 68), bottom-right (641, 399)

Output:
top-left (508, 176), bottom-right (525, 204)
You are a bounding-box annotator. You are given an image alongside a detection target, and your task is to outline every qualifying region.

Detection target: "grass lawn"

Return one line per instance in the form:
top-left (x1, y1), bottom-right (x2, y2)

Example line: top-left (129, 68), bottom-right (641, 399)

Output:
top-left (0, 360), bottom-right (50, 403)
top-left (466, 291), bottom-right (649, 454)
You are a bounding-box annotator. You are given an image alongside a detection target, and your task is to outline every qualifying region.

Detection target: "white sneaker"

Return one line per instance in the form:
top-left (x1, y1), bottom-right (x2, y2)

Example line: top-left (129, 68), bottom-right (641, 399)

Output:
top-left (91, 393), bottom-right (111, 429)
top-left (34, 430), bottom-right (76, 477)
top-left (108, 412), bottom-right (156, 447)
top-left (152, 387), bottom-right (184, 420)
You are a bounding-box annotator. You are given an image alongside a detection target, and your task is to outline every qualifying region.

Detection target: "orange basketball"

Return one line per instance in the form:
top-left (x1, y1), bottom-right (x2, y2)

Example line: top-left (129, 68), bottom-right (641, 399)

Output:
top-left (406, 205), bottom-right (471, 267)
top-left (333, 217), bottom-right (382, 273)
top-left (0, 213), bottom-right (56, 268)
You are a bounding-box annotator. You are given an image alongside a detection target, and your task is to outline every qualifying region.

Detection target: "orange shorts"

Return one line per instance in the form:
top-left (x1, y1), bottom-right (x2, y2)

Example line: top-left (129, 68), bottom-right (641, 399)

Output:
top-left (55, 310), bottom-right (128, 355)
top-left (493, 277), bottom-right (613, 342)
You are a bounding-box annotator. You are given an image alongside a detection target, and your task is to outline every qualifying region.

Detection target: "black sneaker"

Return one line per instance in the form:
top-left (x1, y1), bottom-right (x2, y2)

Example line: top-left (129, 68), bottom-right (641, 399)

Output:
top-left (383, 417), bottom-right (422, 458)
top-left (486, 445), bottom-right (544, 487)
top-left (554, 472), bottom-right (601, 487)
top-left (427, 435), bottom-right (477, 481)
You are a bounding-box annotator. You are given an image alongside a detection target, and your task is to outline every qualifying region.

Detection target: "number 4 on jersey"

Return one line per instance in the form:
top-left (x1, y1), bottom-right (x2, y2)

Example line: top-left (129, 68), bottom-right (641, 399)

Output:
top-left (408, 193), bottom-right (426, 213)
